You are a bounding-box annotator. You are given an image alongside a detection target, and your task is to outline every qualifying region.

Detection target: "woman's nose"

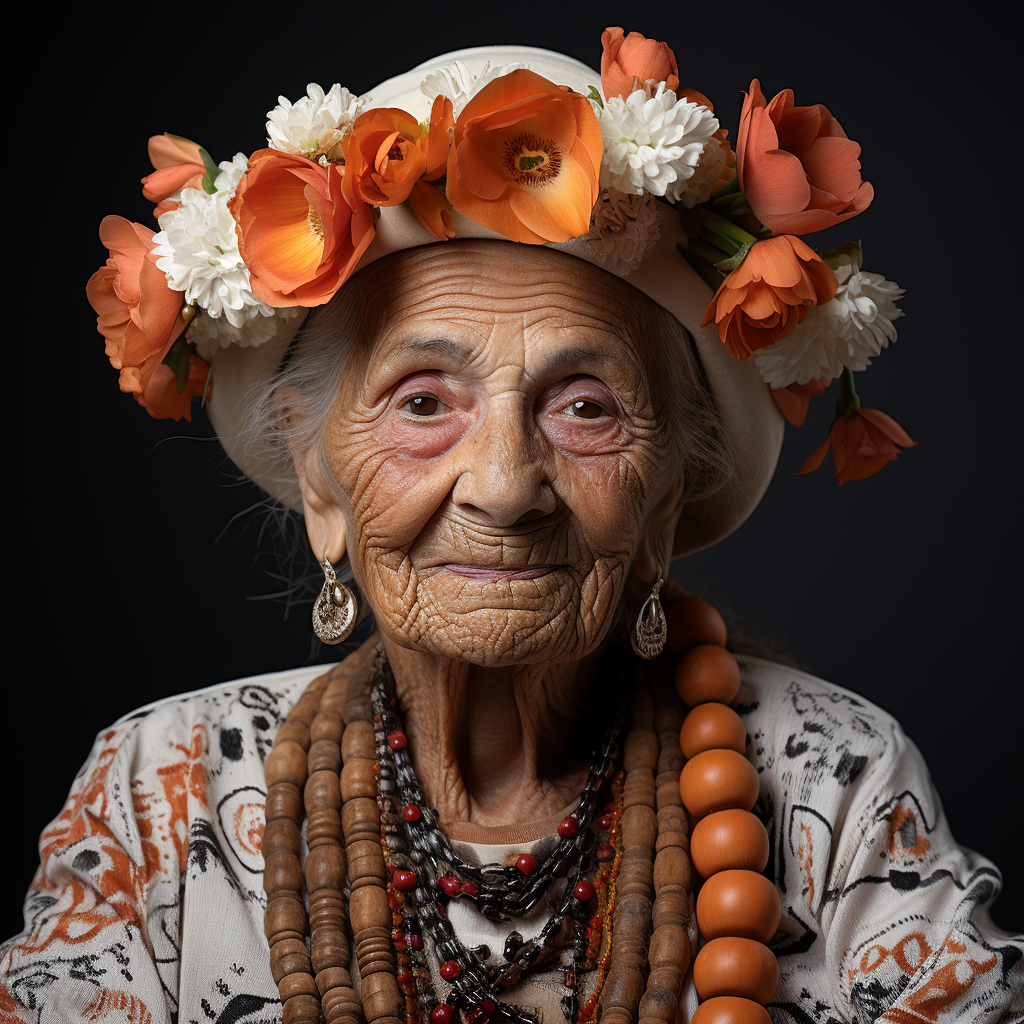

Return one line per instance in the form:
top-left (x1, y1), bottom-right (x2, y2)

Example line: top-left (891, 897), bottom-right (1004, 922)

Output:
top-left (451, 397), bottom-right (556, 528)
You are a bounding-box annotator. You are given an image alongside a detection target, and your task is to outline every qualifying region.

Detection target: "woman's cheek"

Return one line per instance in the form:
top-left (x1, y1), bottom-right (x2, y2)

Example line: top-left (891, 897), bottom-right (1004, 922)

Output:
top-left (381, 411), bottom-right (473, 459)
top-left (559, 452), bottom-right (647, 554)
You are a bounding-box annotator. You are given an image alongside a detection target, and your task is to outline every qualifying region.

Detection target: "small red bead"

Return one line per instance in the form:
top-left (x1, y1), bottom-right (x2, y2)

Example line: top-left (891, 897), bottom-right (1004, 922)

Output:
top-left (402, 803), bottom-right (422, 822)
top-left (406, 933), bottom-right (422, 949)
top-left (598, 813), bottom-right (614, 830)
top-left (438, 874), bottom-right (462, 896)
top-left (500, 965), bottom-right (522, 987)
top-left (573, 879), bottom-right (595, 902)
top-left (387, 731), bottom-right (408, 750)
top-left (557, 815), bottom-right (579, 838)
top-left (515, 854), bottom-right (538, 875)
top-left (388, 890), bottom-right (405, 910)
top-left (439, 960), bottom-right (461, 980)
top-left (460, 879), bottom-right (478, 896)
top-left (392, 868), bottom-right (417, 891)
top-left (431, 1006), bottom-right (454, 1024)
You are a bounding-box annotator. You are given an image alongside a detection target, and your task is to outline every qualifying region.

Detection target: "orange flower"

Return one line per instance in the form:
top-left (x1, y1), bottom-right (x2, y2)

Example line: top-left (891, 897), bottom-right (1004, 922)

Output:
top-left (771, 378), bottom-right (828, 427)
top-left (341, 107), bottom-right (427, 207)
top-left (601, 27), bottom-right (679, 100)
top-left (120, 354), bottom-right (210, 422)
top-left (141, 133), bottom-right (206, 204)
top-left (796, 408), bottom-right (916, 483)
top-left (446, 69), bottom-right (601, 244)
top-left (702, 235), bottom-right (838, 359)
top-left (408, 180), bottom-right (455, 240)
top-left (86, 215), bottom-right (188, 400)
top-left (736, 79), bottom-right (874, 236)
top-left (229, 149), bottom-right (375, 307)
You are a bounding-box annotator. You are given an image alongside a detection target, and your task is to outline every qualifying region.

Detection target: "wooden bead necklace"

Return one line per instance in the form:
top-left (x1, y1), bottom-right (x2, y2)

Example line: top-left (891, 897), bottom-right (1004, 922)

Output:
top-left (262, 589), bottom-right (780, 1024)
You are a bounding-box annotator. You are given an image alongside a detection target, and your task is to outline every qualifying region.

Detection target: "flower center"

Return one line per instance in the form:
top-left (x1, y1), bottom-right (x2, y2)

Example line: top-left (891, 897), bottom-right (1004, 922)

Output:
top-left (307, 205), bottom-right (324, 240)
top-left (503, 133), bottom-right (561, 186)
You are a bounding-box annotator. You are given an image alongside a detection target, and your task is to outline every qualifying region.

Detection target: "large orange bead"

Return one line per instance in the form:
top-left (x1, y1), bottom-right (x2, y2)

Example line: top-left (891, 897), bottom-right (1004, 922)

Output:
top-left (666, 598), bottom-right (727, 657)
top-left (679, 749), bottom-right (759, 818)
top-left (696, 869), bottom-right (781, 943)
top-left (691, 809), bottom-right (769, 877)
top-left (680, 703), bottom-right (746, 759)
top-left (692, 937), bottom-right (778, 1004)
top-left (690, 996), bottom-right (772, 1024)
top-left (675, 646), bottom-right (741, 706)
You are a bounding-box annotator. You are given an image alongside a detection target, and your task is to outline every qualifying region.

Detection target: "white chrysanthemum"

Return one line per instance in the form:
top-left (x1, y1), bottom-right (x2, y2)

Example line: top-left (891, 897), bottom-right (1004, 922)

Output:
top-left (214, 152), bottom-right (249, 192)
top-left (187, 307), bottom-right (303, 362)
top-left (678, 135), bottom-right (728, 209)
top-left (266, 83), bottom-right (361, 156)
top-left (596, 84), bottom-right (719, 203)
top-left (582, 189), bottom-right (664, 275)
top-left (754, 256), bottom-right (905, 388)
top-left (420, 60), bottom-right (527, 117)
top-left (153, 184), bottom-right (272, 329)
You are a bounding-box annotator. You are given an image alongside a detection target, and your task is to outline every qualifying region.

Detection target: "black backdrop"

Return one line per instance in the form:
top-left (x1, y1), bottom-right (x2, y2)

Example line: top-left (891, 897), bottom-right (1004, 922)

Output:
top-left (5, 5), bottom-right (1019, 942)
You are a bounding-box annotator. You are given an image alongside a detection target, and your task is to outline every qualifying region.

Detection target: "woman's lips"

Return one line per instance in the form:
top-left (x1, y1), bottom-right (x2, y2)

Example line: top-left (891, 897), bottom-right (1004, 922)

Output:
top-left (444, 564), bottom-right (560, 581)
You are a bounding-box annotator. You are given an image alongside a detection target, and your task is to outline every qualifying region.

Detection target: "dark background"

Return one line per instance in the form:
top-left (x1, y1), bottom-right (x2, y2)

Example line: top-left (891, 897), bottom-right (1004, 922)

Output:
top-left (6, 5), bottom-right (1018, 941)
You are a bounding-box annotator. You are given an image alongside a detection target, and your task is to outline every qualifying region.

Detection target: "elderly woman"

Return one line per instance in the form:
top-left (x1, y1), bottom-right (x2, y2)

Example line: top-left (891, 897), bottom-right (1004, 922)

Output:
top-left (3, 36), bottom-right (1021, 1024)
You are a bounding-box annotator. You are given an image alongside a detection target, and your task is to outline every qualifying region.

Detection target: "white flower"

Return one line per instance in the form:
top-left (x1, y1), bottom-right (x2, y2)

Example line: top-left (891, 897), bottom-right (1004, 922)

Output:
top-left (266, 83), bottom-right (361, 156)
top-left (187, 307), bottom-right (303, 362)
top-left (582, 188), bottom-right (663, 275)
top-left (596, 83), bottom-right (719, 203)
top-left (152, 182), bottom-right (272, 329)
top-left (214, 152), bottom-right (249, 192)
top-left (678, 134), bottom-right (728, 209)
top-left (754, 255), bottom-right (905, 388)
top-left (420, 60), bottom-right (527, 117)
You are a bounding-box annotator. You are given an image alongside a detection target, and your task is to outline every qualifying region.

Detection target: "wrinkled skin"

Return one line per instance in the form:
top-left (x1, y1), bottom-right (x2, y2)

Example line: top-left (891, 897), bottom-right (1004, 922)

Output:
top-left (293, 242), bottom-right (688, 824)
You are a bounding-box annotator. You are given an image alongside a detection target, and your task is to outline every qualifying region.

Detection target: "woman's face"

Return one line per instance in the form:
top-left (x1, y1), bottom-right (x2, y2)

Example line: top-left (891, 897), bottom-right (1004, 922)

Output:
top-left (300, 242), bottom-right (687, 666)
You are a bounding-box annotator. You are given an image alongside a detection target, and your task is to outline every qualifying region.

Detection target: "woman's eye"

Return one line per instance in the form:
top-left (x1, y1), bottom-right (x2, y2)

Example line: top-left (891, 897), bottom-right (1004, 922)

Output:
top-left (560, 399), bottom-right (607, 419)
top-left (402, 395), bottom-right (443, 416)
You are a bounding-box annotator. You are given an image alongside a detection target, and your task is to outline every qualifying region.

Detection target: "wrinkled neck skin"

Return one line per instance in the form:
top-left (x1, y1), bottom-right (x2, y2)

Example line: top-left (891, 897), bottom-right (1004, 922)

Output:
top-left (382, 634), bottom-right (617, 827)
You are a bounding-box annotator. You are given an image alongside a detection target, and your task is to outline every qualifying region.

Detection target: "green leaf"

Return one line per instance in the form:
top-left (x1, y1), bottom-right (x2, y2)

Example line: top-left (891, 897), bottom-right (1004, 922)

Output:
top-left (710, 192), bottom-right (752, 217)
top-left (199, 146), bottom-right (219, 194)
top-left (819, 240), bottom-right (863, 271)
top-left (587, 86), bottom-right (604, 109)
top-left (162, 336), bottom-right (191, 395)
top-left (714, 238), bottom-right (757, 273)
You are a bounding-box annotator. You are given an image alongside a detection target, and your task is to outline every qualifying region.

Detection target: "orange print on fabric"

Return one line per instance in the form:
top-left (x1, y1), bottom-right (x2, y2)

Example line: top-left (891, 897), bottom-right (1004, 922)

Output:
top-left (85, 988), bottom-right (153, 1024)
top-left (153, 724), bottom-right (209, 872)
top-left (887, 804), bottom-right (931, 859)
top-left (847, 932), bottom-right (933, 992)
top-left (0, 984), bottom-right (26, 1024)
top-left (797, 823), bottom-right (815, 907)
top-left (233, 801), bottom-right (265, 858)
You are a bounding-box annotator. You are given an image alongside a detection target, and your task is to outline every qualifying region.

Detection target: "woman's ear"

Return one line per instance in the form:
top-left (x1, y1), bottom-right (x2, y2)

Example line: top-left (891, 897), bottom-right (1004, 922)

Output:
top-left (292, 449), bottom-right (348, 564)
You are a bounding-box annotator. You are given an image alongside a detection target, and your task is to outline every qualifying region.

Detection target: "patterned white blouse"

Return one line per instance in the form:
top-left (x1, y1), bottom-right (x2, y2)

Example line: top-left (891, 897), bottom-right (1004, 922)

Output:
top-left (2, 656), bottom-right (1021, 1023)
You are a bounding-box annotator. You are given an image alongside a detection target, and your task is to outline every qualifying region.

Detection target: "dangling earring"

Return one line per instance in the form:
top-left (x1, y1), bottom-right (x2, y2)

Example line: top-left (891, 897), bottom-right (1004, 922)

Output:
top-left (631, 575), bottom-right (667, 659)
top-left (313, 556), bottom-right (357, 645)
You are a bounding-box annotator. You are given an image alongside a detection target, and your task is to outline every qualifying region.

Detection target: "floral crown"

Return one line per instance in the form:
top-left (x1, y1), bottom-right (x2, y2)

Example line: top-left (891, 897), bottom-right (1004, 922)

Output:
top-left (87, 27), bottom-right (914, 485)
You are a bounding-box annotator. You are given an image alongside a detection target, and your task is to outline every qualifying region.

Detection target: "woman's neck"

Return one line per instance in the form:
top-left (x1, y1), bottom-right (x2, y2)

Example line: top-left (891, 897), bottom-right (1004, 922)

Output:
top-left (381, 638), bottom-right (605, 825)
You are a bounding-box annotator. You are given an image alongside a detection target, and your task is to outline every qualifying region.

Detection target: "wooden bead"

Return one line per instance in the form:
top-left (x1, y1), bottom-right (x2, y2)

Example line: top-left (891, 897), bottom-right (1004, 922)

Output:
top-left (270, 938), bottom-right (312, 983)
top-left (310, 710), bottom-right (345, 745)
top-left (275, 718), bottom-right (312, 750)
top-left (621, 804), bottom-right (657, 849)
top-left (306, 844), bottom-right (347, 892)
top-left (306, 769), bottom-right (342, 812)
top-left (349, 884), bottom-right (392, 932)
top-left (696, 870), bottom-right (781, 944)
top-left (690, 997), bottom-right (771, 1024)
top-left (340, 759), bottom-right (377, 801)
top-left (692, 938), bottom-right (778, 1004)
top-left (675, 647), bottom-right (741, 707)
top-left (282, 993), bottom-right (321, 1024)
top-left (622, 770), bottom-right (657, 813)
top-left (265, 740), bottom-right (309, 789)
top-left (648, 923), bottom-right (690, 977)
top-left (691, 810), bottom-right (770, 878)
top-left (342, 797), bottom-right (381, 845)
top-left (679, 749), bottom-right (759, 818)
top-left (653, 845), bottom-right (692, 893)
top-left (624, 730), bottom-right (659, 773)
top-left (308, 738), bottom-right (342, 774)
top-left (666, 598), bottom-right (727, 657)
top-left (680, 703), bottom-right (747, 759)
top-left (265, 782), bottom-right (304, 824)
top-left (316, 966), bottom-right (354, 996)
top-left (360, 970), bottom-right (404, 1022)
top-left (264, 852), bottom-right (305, 899)
top-left (265, 894), bottom-right (307, 940)
top-left (262, 817), bottom-right (301, 858)
top-left (341, 720), bottom-right (375, 762)
top-left (306, 809), bottom-right (343, 849)
top-left (279, 972), bottom-right (320, 998)
top-left (637, 984), bottom-right (678, 1024)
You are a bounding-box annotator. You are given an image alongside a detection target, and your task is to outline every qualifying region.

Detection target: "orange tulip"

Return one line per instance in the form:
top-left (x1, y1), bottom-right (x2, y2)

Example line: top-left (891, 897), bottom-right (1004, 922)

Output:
top-left (141, 133), bottom-right (206, 203)
top-left (229, 149), bottom-right (375, 308)
top-left (342, 108), bottom-right (426, 207)
top-left (120, 354), bottom-right (210, 422)
top-left (770, 378), bottom-right (828, 427)
top-left (446, 69), bottom-right (601, 245)
top-left (702, 235), bottom-right (838, 360)
top-left (736, 79), bottom-right (874, 236)
top-left (601, 27), bottom-right (679, 100)
top-left (86, 215), bottom-right (188, 400)
top-left (796, 408), bottom-right (916, 483)
top-left (408, 180), bottom-right (455, 240)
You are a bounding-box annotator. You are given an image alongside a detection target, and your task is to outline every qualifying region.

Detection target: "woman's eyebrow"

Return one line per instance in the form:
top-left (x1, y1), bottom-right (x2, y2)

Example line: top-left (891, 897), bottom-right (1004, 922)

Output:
top-left (536, 345), bottom-right (614, 376)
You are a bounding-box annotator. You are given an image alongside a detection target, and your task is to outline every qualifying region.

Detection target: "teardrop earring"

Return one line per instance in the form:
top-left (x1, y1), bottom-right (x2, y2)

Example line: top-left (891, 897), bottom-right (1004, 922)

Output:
top-left (631, 575), bottom-right (667, 659)
top-left (312, 556), bottom-right (357, 645)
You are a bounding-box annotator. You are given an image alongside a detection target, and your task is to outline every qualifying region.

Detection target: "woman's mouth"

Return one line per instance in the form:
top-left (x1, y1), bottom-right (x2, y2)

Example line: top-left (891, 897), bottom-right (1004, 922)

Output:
top-left (444, 564), bottom-right (561, 581)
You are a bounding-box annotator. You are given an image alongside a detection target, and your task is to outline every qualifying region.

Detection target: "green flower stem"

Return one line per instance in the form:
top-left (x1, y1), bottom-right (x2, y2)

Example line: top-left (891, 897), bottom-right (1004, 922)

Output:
top-left (836, 368), bottom-right (861, 418)
top-left (679, 244), bottom-right (726, 293)
top-left (686, 237), bottom-right (729, 267)
top-left (698, 223), bottom-right (743, 257)
top-left (697, 206), bottom-right (759, 248)
top-left (714, 176), bottom-right (741, 198)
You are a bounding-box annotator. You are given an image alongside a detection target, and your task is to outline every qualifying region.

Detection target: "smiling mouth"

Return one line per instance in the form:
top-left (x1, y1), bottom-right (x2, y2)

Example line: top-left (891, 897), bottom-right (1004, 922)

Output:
top-left (444, 564), bottom-right (562, 581)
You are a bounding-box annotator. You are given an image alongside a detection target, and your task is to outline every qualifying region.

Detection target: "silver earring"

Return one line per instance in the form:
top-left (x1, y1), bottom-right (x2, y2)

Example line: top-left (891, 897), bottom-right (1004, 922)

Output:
top-left (313, 556), bottom-right (357, 645)
top-left (631, 576), bottom-right (667, 660)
